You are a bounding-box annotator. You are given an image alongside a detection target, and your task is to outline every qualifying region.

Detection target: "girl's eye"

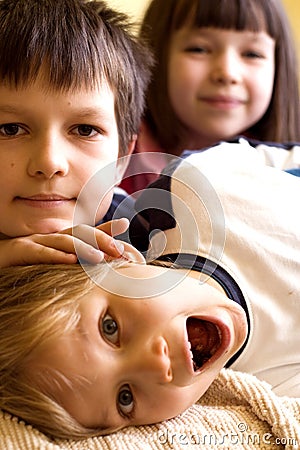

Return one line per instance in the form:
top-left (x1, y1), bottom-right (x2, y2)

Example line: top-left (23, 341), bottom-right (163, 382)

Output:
top-left (0, 123), bottom-right (25, 137)
top-left (74, 124), bottom-right (99, 137)
top-left (243, 50), bottom-right (263, 59)
top-left (101, 313), bottom-right (119, 345)
top-left (185, 46), bottom-right (207, 54)
top-left (118, 386), bottom-right (134, 417)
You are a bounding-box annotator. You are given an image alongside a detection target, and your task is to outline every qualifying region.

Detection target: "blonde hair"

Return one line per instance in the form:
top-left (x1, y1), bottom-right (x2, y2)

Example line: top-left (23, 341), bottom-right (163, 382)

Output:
top-left (0, 262), bottom-right (129, 439)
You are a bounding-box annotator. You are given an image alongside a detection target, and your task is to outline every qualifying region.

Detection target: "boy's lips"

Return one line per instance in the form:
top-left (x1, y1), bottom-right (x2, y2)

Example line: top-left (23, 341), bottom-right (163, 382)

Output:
top-left (15, 194), bottom-right (76, 208)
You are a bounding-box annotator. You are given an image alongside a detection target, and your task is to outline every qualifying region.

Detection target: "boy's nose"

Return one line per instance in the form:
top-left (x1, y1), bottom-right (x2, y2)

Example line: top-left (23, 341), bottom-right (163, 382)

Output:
top-left (27, 136), bottom-right (69, 179)
top-left (129, 336), bottom-right (173, 384)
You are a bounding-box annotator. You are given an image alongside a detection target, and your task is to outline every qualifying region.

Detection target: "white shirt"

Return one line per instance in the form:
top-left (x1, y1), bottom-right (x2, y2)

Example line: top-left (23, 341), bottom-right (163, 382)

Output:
top-left (137, 139), bottom-right (300, 397)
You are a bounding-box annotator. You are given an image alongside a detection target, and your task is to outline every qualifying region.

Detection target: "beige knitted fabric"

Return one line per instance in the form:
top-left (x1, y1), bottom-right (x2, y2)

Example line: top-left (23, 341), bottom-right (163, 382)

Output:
top-left (1, 369), bottom-right (299, 450)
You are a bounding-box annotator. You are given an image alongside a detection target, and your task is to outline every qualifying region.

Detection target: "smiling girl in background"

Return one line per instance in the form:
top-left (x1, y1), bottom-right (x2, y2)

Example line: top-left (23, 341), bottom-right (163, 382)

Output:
top-left (121, 0), bottom-right (300, 193)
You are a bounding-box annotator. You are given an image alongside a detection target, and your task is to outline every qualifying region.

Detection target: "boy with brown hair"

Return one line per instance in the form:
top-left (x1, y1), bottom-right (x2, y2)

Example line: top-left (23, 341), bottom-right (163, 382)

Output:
top-left (0, 0), bottom-right (152, 266)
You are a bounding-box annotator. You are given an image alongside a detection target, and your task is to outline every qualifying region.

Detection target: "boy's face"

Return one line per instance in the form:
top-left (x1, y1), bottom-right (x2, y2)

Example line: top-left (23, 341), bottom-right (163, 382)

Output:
top-left (0, 73), bottom-right (129, 236)
top-left (31, 264), bottom-right (247, 432)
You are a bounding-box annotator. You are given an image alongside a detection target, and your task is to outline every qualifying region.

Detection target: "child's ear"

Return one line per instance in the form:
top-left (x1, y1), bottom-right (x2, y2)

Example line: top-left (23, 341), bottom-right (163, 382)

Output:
top-left (115, 135), bottom-right (137, 182)
top-left (126, 135), bottom-right (137, 157)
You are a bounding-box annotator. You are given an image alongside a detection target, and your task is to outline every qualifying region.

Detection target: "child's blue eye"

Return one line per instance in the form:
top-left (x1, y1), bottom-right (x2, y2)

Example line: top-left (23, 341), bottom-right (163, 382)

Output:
top-left (118, 386), bottom-right (134, 417)
top-left (101, 313), bottom-right (119, 344)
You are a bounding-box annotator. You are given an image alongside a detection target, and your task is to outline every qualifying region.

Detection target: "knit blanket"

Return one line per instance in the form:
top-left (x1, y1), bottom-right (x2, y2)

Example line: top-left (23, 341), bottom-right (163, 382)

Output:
top-left (1, 369), bottom-right (299, 450)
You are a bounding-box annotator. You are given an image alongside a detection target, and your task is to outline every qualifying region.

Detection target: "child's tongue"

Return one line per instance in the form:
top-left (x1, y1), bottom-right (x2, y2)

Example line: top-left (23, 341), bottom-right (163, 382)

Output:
top-left (186, 318), bottom-right (220, 370)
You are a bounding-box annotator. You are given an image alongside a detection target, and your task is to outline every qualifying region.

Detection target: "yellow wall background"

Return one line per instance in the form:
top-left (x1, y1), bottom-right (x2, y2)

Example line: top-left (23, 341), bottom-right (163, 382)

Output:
top-left (282, 0), bottom-right (300, 62)
top-left (108, 0), bottom-right (150, 22)
top-left (109, 0), bottom-right (300, 62)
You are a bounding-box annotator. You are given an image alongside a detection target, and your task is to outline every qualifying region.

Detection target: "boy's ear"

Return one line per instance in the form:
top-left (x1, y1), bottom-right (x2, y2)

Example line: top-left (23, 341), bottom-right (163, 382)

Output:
top-left (115, 135), bottom-right (137, 182)
top-left (126, 135), bottom-right (137, 157)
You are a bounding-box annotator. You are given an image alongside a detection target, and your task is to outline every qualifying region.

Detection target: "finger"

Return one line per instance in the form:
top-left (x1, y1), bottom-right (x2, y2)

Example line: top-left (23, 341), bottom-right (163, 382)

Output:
top-left (0, 236), bottom-right (78, 268)
top-left (34, 232), bottom-right (105, 264)
top-left (61, 218), bottom-right (129, 238)
top-left (12, 244), bottom-right (78, 266)
top-left (96, 218), bottom-right (129, 236)
top-left (71, 224), bottom-right (125, 257)
top-left (24, 249), bottom-right (78, 265)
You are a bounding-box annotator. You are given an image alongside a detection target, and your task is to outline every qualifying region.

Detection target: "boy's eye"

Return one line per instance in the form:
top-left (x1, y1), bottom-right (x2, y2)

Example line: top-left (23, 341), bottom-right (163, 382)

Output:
top-left (118, 386), bottom-right (134, 417)
top-left (73, 124), bottom-right (99, 137)
top-left (0, 123), bottom-right (25, 137)
top-left (101, 313), bottom-right (119, 345)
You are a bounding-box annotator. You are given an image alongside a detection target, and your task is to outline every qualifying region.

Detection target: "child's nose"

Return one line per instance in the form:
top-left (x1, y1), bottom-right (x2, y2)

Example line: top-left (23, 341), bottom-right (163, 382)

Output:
top-left (211, 51), bottom-right (242, 85)
top-left (129, 336), bottom-right (173, 384)
top-left (27, 135), bottom-right (69, 179)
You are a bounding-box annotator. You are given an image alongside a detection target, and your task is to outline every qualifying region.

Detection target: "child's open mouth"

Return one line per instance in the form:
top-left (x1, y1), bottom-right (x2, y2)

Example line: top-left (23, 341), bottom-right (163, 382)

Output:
top-left (186, 317), bottom-right (221, 371)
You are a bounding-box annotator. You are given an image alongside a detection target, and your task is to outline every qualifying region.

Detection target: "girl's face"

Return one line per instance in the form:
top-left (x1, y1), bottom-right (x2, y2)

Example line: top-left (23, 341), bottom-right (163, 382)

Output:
top-left (30, 264), bottom-right (247, 432)
top-left (168, 27), bottom-right (275, 149)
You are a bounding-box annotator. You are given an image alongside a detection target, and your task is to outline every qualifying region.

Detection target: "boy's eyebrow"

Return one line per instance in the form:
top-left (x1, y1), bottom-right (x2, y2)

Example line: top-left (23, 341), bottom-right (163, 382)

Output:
top-left (70, 107), bottom-right (113, 119)
top-left (0, 105), bottom-right (114, 121)
top-left (0, 105), bottom-right (25, 114)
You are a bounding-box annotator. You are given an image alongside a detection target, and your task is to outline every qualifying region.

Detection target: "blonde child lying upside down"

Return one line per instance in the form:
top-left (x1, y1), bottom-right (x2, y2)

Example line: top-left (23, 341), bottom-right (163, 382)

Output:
top-left (0, 141), bottom-right (299, 439)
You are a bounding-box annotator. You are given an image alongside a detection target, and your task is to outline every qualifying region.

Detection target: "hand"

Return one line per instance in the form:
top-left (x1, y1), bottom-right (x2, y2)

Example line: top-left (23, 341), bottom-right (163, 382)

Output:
top-left (61, 219), bottom-right (129, 263)
top-left (0, 218), bottom-right (129, 268)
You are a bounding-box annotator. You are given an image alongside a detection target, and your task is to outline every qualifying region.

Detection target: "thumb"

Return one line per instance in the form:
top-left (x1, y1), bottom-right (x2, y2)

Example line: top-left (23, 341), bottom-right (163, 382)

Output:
top-left (96, 218), bottom-right (129, 237)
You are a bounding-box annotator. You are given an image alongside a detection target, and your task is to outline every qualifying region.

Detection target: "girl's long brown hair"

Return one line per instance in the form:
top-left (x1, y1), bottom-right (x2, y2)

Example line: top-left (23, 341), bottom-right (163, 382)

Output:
top-left (141, 0), bottom-right (300, 152)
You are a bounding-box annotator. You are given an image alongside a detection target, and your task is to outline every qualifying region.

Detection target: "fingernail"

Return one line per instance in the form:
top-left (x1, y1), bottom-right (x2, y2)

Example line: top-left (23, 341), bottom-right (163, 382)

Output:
top-left (89, 248), bottom-right (104, 262)
top-left (114, 240), bottom-right (124, 254)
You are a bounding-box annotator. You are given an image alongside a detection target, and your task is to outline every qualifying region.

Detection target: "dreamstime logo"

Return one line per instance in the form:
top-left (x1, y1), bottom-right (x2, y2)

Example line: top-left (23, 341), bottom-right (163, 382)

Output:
top-left (157, 424), bottom-right (299, 447)
top-left (73, 152), bottom-right (226, 298)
